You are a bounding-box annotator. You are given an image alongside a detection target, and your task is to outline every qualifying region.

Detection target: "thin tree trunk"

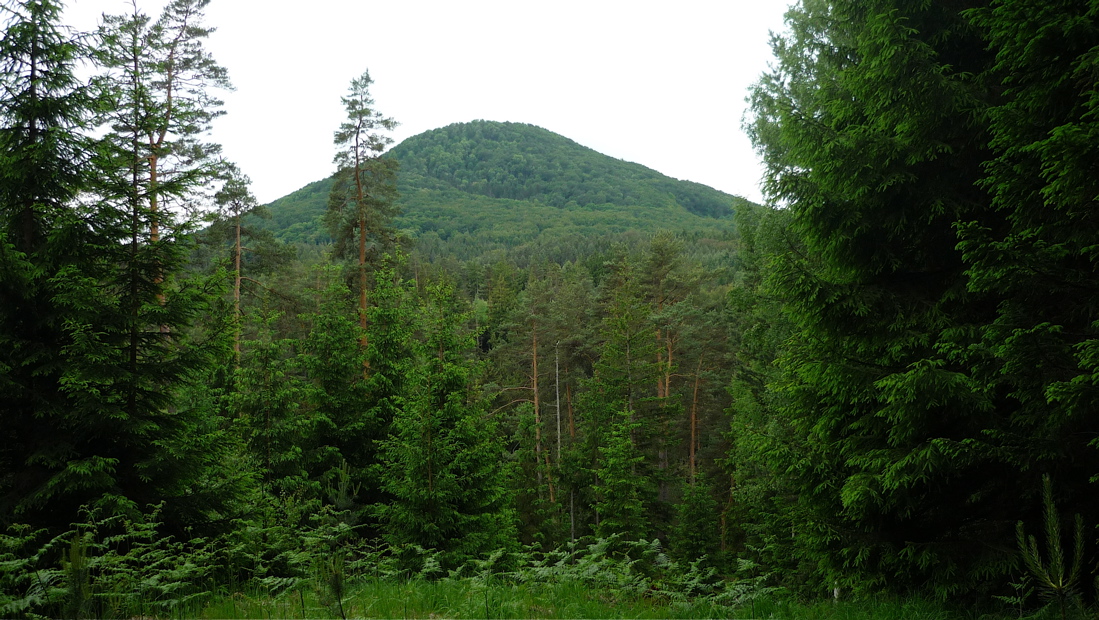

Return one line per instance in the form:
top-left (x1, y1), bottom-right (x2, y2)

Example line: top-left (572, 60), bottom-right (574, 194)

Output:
top-left (533, 324), bottom-right (541, 460)
top-left (567, 382), bottom-right (575, 439)
top-left (545, 452), bottom-right (556, 504)
top-left (570, 489), bottom-right (576, 542)
top-left (690, 357), bottom-right (703, 483)
top-left (532, 325), bottom-right (555, 501)
top-left (556, 341), bottom-right (561, 463)
top-left (665, 334), bottom-right (674, 399)
top-left (656, 329), bottom-right (665, 398)
top-left (233, 209), bottom-right (242, 362)
top-left (355, 130), bottom-right (370, 363)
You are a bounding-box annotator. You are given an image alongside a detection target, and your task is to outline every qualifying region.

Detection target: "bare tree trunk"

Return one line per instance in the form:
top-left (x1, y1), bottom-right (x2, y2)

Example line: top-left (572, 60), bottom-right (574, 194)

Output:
top-left (532, 325), bottom-right (555, 502)
top-left (354, 132), bottom-right (370, 365)
top-left (690, 357), bottom-right (703, 483)
top-left (556, 341), bottom-right (561, 463)
top-left (665, 334), bottom-right (674, 399)
top-left (233, 209), bottom-right (242, 362)
top-left (656, 329), bottom-right (665, 398)
top-left (567, 383), bottom-right (575, 439)
top-left (533, 324), bottom-right (541, 461)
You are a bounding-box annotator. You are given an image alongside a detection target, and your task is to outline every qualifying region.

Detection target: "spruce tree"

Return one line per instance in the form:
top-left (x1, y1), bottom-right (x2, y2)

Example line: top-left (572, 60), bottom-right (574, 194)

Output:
top-left (87, 0), bottom-right (236, 533)
top-left (746, 0), bottom-right (1006, 596)
top-left (0, 0), bottom-right (97, 526)
top-left (958, 0), bottom-right (1099, 522)
top-left (376, 281), bottom-right (516, 567)
top-left (230, 307), bottom-right (315, 498)
top-left (581, 251), bottom-right (658, 543)
top-left (0, 0), bottom-right (237, 532)
top-left (299, 266), bottom-right (390, 523)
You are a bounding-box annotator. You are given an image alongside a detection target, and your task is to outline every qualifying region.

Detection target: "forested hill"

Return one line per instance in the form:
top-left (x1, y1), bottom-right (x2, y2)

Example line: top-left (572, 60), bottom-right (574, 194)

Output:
top-left (390, 120), bottom-right (738, 217)
top-left (260, 120), bottom-right (755, 258)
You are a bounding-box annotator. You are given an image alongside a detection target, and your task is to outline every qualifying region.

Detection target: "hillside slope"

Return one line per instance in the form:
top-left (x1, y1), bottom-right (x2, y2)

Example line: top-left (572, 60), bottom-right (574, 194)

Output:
top-left (261, 120), bottom-right (756, 261)
top-left (391, 120), bottom-right (739, 218)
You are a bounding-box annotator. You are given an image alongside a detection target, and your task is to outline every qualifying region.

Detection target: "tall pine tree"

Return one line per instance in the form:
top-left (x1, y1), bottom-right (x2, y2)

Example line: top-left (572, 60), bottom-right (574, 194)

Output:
top-left (327, 69), bottom-right (399, 351)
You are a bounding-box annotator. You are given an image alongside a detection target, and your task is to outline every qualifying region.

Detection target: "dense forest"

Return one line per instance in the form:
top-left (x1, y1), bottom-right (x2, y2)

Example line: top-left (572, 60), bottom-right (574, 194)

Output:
top-left (2, 0), bottom-right (1099, 618)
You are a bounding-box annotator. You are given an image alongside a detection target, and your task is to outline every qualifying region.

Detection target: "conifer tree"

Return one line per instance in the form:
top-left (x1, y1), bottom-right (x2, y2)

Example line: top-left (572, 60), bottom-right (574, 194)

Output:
top-left (327, 70), bottom-right (399, 350)
top-left (672, 473), bottom-right (723, 567)
top-left (0, 0), bottom-right (237, 531)
top-left (592, 410), bottom-right (648, 543)
top-left (200, 166), bottom-right (295, 359)
top-left (0, 0), bottom-right (98, 526)
top-left (97, 0), bottom-right (229, 222)
top-left (86, 0), bottom-right (236, 532)
top-left (579, 251), bottom-right (658, 542)
top-left (376, 281), bottom-right (516, 567)
top-left (231, 308), bottom-right (315, 497)
top-left (299, 265), bottom-right (398, 524)
top-left (746, 0), bottom-right (1005, 596)
top-left (958, 0), bottom-right (1099, 519)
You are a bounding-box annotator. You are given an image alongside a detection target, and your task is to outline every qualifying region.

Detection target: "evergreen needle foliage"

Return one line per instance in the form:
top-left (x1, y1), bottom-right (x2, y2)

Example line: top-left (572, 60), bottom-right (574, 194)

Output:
top-left (1016, 476), bottom-right (1085, 620)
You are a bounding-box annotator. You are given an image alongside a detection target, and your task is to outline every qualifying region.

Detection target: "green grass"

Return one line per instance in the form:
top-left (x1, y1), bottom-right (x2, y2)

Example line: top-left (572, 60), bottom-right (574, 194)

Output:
top-left (195, 580), bottom-right (1004, 619)
top-left (198, 579), bottom-right (753, 619)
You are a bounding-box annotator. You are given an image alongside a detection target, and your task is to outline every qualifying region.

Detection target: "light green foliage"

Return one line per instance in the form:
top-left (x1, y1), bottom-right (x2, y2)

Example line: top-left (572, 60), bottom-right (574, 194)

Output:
top-left (256, 121), bottom-right (750, 265)
top-left (1016, 476), bottom-right (1086, 620)
top-left (393, 121), bottom-right (737, 218)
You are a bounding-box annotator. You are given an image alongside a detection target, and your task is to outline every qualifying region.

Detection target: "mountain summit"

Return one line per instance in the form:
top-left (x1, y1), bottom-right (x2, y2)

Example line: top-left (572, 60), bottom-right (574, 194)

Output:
top-left (261, 121), bottom-right (754, 260)
top-left (391, 120), bottom-right (739, 218)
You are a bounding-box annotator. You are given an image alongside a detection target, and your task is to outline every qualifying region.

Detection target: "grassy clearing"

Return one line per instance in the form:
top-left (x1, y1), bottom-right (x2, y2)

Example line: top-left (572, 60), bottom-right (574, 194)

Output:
top-left (195, 580), bottom-right (988, 619)
top-left (200, 580), bottom-right (736, 619)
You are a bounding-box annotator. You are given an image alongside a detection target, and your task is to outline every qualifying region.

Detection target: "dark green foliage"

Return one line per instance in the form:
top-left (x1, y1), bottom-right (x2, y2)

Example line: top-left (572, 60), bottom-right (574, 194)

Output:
top-left (592, 411), bottom-right (649, 543)
top-left (742, 0), bottom-right (1099, 601)
top-left (14, 0), bottom-right (1099, 606)
top-left (0, 0), bottom-right (87, 250)
top-left (230, 309), bottom-right (316, 496)
top-left (581, 252), bottom-right (659, 544)
top-left (672, 475), bottom-right (723, 568)
top-left (0, 501), bottom-right (217, 619)
top-left (746, 0), bottom-right (1014, 597)
top-left (0, 0), bottom-right (94, 525)
top-left (0, 0), bottom-right (236, 533)
top-left (958, 0), bottom-right (1099, 529)
top-left (376, 280), bottom-right (516, 568)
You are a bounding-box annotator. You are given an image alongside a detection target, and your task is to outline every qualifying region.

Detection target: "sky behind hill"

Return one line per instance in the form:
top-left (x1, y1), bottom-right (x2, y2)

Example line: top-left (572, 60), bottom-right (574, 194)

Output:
top-left (63, 0), bottom-right (791, 205)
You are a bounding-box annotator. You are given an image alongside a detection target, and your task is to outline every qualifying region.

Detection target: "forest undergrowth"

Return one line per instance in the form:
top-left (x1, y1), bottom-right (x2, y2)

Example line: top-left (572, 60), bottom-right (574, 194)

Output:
top-left (3, 500), bottom-right (1092, 620)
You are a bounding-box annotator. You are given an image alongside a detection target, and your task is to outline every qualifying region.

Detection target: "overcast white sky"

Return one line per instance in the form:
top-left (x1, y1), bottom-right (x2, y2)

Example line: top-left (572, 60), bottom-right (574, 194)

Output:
top-left (63, 1), bottom-right (791, 205)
